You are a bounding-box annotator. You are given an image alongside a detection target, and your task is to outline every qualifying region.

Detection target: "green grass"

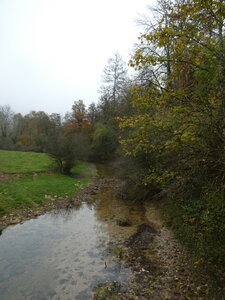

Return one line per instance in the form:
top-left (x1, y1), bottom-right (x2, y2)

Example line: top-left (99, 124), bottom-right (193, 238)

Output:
top-left (0, 150), bottom-right (96, 217)
top-left (72, 161), bottom-right (97, 176)
top-left (0, 173), bottom-right (90, 215)
top-left (0, 150), bottom-right (54, 173)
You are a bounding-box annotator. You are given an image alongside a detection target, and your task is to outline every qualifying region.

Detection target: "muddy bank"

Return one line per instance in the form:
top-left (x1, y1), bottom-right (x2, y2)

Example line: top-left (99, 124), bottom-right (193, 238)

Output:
top-left (94, 227), bottom-right (209, 299)
top-left (93, 189), bottom-right (210, 300)
top-left (0, 172), bottom-right (23, 184)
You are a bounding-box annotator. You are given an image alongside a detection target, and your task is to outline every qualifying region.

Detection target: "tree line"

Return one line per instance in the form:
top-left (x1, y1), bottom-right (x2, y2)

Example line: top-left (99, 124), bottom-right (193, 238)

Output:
top-left (0, 0), bottom-right (225, 290)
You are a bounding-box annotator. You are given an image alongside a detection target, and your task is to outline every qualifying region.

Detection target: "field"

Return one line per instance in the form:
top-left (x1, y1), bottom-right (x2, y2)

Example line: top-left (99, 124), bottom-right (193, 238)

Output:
top-left (0, 150), bottom-right (54, 173)
top-left (0, 150), bottom-right (96, 217)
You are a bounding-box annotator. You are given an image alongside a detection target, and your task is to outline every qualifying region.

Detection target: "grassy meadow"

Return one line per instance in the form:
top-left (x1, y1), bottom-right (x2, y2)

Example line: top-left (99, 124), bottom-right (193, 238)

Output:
top-left (0, 150), bottom-right (54, 173)
top-left (0, 150), bottom-right (96, 217)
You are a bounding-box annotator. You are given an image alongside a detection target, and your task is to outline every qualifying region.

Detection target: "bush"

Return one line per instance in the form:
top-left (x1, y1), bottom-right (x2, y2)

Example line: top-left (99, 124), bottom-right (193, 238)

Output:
top-left (162, 189), bottom-right (225, 291)
top-left (91, 122), bottom-right (117, 162)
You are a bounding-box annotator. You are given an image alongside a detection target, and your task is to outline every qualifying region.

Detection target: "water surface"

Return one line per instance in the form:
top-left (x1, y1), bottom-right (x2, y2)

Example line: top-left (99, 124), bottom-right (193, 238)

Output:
top-left (0, 185), bottom-right (147, 299)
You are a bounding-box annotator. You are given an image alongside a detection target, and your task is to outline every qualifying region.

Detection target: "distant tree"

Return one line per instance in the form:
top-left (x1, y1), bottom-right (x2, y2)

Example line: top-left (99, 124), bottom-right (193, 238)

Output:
top-left (87, 102), bottom-right (98, 124)
top-left (49, 113), bottom-right (62, 127)
top-left (0, 105), bottom-right (14, 138)
top-left (91, 122), bottom-right (117, 161)
top-left (72, 99), bottom-right (86, 114)
top-left (45, 101), bottom-right (92, 174)
top-left (46, 129), bottom-right (90, 175)
top-left (11, 113), bottom-right (26, 146)
top-left (64, 100), bottom-right (92, 134)
top-left (19, 111), bottom-right (53, 152)
top-left (100, 52), bottom-right (128, 102)
top-left (0, 105), bottom-right (15, 149)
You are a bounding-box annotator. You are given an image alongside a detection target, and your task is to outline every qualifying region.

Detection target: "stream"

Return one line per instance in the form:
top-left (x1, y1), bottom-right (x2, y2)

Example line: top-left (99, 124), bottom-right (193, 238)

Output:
top-left (0, 173), bottom-right (148, 299)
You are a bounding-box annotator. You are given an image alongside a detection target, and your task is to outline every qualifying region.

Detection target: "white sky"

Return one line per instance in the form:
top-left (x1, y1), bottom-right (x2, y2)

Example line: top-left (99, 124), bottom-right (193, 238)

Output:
top-left (0, 0), bottom-right (154, 116)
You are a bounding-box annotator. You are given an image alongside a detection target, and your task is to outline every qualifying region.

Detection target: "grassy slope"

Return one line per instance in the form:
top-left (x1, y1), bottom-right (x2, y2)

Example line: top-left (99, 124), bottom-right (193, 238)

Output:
top-left (0, 150), bottom-right (95, 216)
top-left (0, 150), bottom-right (54, 173)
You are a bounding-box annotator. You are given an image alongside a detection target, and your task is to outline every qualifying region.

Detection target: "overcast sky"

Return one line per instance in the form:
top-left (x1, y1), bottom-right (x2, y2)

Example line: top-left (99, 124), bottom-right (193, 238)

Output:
top-left (0, 0), bottom-right (154, 116)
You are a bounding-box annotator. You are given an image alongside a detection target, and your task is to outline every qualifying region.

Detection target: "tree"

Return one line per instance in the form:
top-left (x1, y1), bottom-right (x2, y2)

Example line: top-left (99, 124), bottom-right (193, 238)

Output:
top-left (19, 111), bottom-right (53, 152)
top-left (91, 122), bottom-right (117, 161)
top-left (11, 113), bottom-right (26, 146)
top-left (100, 52), bottom-right (128, 102)
top-left (46, 129), bottom-right (90, 175)
top-left (49, 113), bottom-right (62, 127)
top-left (118, 3), bottom-right (225, 283)
top-left (0, 105), bottom-right (14, 137)
top-left (46, 101), bottom-right (92, 174)
top-left (87, 102), bottom-right (98, 124)
top-left (120, 0), bottom-right (225, 191)
top-left (64, 100), bottom-right (92, 133)
top-left (0, 105), bottom-right (15, 149)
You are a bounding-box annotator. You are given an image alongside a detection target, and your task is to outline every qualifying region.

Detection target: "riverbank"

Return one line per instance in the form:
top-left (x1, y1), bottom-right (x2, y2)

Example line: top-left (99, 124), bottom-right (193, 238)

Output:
top-left (0, 150), bottom-right (97, 230)
top-left (93, 192), bottom-right (210, 299)
top-left (0, 164), bottom-right (216, 298)
top-left (0, 176), bottom-right (114, 230)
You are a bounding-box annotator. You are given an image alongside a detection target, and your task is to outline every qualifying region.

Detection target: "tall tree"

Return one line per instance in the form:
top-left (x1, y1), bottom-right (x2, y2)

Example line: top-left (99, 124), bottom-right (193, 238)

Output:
top-left (100, 52), bottom-right (128, 102)
top-left (19, 111), bottom-right (52, 151)
top-left (64, 100), bottom-right (91, 133)
top-left (0, 105), bottom-right (14, 139)
top-left (120, 0), bottom-right (225, 191)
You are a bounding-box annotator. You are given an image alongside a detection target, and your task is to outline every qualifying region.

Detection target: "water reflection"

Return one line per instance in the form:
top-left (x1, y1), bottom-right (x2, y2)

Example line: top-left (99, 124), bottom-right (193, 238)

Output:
top-left (0, 198), bottom-right (134, 300)
top-left (94, 188), bottom-right (148, 245)
top-left (0, 163), bottom-right (148, 300)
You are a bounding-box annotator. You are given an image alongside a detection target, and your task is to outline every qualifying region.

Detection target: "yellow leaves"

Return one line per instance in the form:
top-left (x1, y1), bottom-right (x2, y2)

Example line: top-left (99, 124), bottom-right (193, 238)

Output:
top-left (208, 96), bottom-right (220, 108)
top-left (143, 169), bottom-right (179, 187)
top-left (180, 132), bottom-right (196, 143)
top-left (157, 27), bottom-right (177, 47)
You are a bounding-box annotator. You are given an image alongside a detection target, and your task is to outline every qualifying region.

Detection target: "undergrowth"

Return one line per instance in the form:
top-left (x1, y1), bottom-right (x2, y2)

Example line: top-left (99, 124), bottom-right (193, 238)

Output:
top-left (161, 189), bottom-right (225, 297)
